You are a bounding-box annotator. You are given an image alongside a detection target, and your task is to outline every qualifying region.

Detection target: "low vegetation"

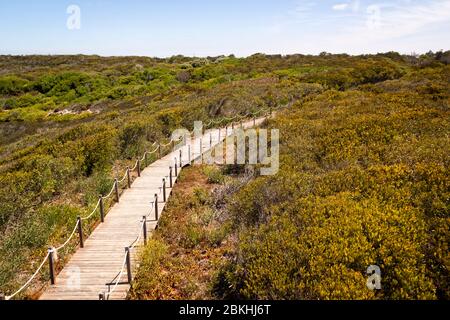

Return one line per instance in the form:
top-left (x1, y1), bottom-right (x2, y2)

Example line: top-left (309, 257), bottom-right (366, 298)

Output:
top-left (215, 66), bottom-right (450, 300)
top-left (0, 51), bottom-right (448, 299)
top-left (129, 165), bottom-right (241, 300)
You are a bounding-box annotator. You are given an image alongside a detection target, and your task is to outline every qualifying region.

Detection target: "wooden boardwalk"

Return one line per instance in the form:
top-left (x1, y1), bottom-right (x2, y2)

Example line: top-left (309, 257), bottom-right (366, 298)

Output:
top-left (39, 117), bottom-right (266, 300)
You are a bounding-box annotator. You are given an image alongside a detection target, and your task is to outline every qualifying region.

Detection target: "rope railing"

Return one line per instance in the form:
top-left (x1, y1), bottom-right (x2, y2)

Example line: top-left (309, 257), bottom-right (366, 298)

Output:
top-left (102, 199), bottom-right (157, 300)
top-left (102, 181), bottom-right (117, 200)
top-left (147, 145), bottom-right (160, 154)
top-left (102, 251), bottom-right (129, 300)
top-left (3, 104), bottom-right (281, 300)
top-left (227, 115), bottom-right (239, 121)
top-left (130, 160), bottom-right (139, 172)
top-left (205, 114), bottom-right (242, 127)
top-left (55, 220), bottom-right (80, 251)
top-left (129, 220), bottom-right (146, 251)
top-left (80, 199), bottom-right (101, 221)
top-left (204, 109), bottom-right (272, 129)
top-left (4, 252), bottom-right (50, 301)
top-left (139, 145), bottom-right (159, 162)
top-left (105, 182), bottom-right (163, 298)
top-left (117, 170), bottom-right (128, 184)
top-left (160, 137), bottom-right (182, 148)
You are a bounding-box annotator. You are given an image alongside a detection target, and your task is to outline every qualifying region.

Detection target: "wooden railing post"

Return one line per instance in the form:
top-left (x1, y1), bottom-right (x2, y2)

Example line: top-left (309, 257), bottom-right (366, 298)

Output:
top-left (162, 179), bottom-right (166, 202)
top-left (143, 216), bottom-right (148, 245)
top-left (210, 133), bottom-right (212, 148)
top-left (77, 217), bottom-right (84, 248)
top-left (188, 144), bottom-right (191, 164)
top-left (179, 149), bottom-right (182, 167)
top-left (126, 167), bottom-right (131, 189)
top-left (158, 144), bottom-right (161, 159)
top-left (125, 247), bottom-right (132, 284)
top-left (99, 195), bottom-right (104, 223)
top-left (175, 159), bottom-right (178, 177)
top-left (171, 140), bottom-right (175, 151)
top-left (137, 159), bottom-right (141, 177)
top-left (233, 135), bottom-right (239, 165)
top-left (169, 167), bottom-right (173, 188)
top-left (200, 139), bottom-right (203, 163)
top-left (253, 117), bottom-right (256, 126)
top-left (48, 247), bottom-right (56, 285)
top-left (154, 194), bottom-right (159, 221)
top-left (114, 179), bottom-right (119, 203)
top-left (144, 152), bottom-right (148, 167)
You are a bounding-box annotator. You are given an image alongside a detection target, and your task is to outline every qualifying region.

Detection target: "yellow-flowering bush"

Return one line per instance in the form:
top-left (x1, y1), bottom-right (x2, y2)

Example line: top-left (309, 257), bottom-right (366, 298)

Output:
top-left (220, 65), bottom-right (449, 300)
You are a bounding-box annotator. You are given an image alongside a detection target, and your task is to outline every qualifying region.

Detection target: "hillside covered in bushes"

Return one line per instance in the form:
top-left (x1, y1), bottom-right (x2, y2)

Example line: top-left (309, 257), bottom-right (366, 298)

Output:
top-left (0, 52), bottom-right (448, 299)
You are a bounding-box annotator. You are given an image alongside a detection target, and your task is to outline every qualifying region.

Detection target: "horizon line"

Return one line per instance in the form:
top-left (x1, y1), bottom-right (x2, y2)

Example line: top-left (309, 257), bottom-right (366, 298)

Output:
top-left (1, 49), bottom-right (449, 60)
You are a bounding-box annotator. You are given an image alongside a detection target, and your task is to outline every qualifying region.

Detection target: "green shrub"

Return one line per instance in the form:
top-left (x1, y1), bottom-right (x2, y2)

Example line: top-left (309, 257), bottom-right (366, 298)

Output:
top-left (217, 69), bottom-right (449, 299)
top-left (193, 187), bottom-right (210, 206)
top-left (0, 76), bottom-right (30, 95)
top-left (203, 166), bottom-right (225, 184)
top-left (227, 194), bottom-right (435, 299)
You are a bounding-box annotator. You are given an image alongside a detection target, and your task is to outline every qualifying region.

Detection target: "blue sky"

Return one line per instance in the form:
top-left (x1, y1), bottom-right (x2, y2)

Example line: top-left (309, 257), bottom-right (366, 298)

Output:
top-left (0, 0), bottom-right (449, 57)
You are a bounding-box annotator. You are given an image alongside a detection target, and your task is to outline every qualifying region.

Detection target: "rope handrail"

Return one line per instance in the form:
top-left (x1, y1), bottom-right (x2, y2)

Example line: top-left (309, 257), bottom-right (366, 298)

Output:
top-left (139, 145), bottom-right (160, 162)
top-left (159, 140), bottom-right (172, 148)
top-left (205, 113), bottom-right (245, 127)
top-left (80, 199), bottom-right (101, 221)
top-left (226, 115), bottom-right (238, 121)
top-left (104, 252), bottom-right (128, 300)
top-left (129, 220), bottom-right (146, 250)
top-left (251, 109), bottom-right (264, 116)
top-left (5, 252), bottom-right (50, 300)
top-left (102, 180), bottom-right (117, 199)
top-left (55, 220), bottom-right (80, 251)
top-left (130, 160), bottom-right (139, 171)
top-left (160, 136), bottom-right (184, 148)
top-left (117, 170), bottom-right (128, 184)
top-left (147, 145), bottom-right (160, 154)
top-left (103, 200), bottom-right (156, 299)
top-left (189, 113), bottom-right (243, 136)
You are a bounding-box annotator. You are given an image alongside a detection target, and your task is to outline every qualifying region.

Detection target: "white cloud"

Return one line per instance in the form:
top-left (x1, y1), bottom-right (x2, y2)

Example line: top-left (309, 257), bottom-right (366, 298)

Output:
top-left (332, 3), bottom-right (349, 11)
top-left (364, 0), bottom-right (450, 39)
top-left (263, 0), bottom-right (450, 55)
top-left (328, 0), bottom-right (450, 53)
top-left (290, 0), bottom-right (317, 18)
top-left (332, 1), bottom-right (361, 12)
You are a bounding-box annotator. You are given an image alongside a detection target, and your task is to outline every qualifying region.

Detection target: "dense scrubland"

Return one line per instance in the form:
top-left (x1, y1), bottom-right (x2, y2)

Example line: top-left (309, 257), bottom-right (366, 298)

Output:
top-left (0, 51), bottom-right (448, 299)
